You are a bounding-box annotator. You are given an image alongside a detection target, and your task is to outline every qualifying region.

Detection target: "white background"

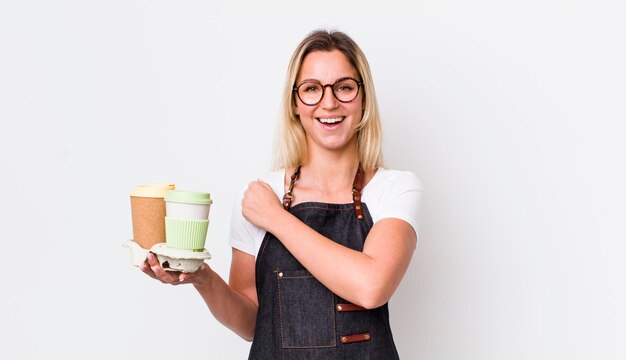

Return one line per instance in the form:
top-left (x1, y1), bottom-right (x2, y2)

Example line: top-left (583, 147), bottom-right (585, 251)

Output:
top-left (1, 1), bottom-right (625, 359)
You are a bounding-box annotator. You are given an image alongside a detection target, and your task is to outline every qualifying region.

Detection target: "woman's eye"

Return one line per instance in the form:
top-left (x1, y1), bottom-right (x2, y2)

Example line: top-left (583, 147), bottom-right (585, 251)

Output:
top-left (336, 85), bottom-right (353, 92)
top-left (303, 85), bottom-right (320, 93)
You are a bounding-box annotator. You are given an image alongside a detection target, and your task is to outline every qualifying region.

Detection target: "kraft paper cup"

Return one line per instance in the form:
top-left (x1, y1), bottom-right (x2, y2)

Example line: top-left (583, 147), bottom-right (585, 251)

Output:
top-left (165, 190), bottom-right (212, 251)
top-left (130, 184), bottom-right (176, 250)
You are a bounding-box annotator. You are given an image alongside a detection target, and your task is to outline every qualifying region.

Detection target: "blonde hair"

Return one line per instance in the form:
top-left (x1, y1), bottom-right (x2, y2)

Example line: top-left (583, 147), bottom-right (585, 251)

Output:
top-left (273, 30), bottom-right (383, 171)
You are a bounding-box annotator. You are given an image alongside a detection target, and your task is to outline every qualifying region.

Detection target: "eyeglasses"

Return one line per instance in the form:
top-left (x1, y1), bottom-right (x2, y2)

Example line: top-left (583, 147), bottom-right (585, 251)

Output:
top-left (293, 77), bottom-right (363, 106)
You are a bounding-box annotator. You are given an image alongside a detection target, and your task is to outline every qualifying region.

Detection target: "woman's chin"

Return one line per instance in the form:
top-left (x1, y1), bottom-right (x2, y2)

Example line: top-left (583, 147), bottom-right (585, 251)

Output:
top-left (309, 136), bottom-right (357, 152)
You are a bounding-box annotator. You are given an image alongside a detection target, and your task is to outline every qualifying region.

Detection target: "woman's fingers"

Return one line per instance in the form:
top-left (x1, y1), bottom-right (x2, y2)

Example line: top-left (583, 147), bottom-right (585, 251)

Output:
top-left (140, 263), bottom-right (157, 279)
top-left (242, 180), bottom-right (282, 230)
top-left (140, 253), bottom-right (210, 286)
top-left (144, 252), bottom-right (183, 285)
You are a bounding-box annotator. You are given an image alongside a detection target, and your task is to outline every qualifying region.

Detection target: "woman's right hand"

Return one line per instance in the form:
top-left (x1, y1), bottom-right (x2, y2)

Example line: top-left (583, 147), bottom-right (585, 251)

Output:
top-left (140, 252), bottom-right (212, 287)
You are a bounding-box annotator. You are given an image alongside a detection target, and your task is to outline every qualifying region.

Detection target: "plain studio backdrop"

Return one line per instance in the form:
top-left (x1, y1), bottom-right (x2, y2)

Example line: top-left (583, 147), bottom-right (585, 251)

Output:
top-left (1, 1), bottom-right (624, 359)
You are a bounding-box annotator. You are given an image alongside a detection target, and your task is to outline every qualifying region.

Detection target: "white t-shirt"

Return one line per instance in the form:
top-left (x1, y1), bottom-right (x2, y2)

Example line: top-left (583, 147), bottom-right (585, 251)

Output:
top-left (229, 168), bottom-right (423, 257)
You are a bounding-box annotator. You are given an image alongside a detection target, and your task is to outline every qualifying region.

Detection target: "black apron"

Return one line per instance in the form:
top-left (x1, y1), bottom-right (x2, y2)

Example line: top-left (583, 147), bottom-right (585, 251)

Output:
top-left (248, 165), bottom-right (400, 359)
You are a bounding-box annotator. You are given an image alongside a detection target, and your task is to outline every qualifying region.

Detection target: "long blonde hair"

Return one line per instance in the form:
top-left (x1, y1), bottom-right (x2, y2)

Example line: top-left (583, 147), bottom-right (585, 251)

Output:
top-left (273, 30), bottom-right (383, 171)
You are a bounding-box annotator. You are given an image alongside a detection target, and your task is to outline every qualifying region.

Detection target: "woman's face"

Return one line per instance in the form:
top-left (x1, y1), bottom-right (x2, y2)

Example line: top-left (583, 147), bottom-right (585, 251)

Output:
top-left (294, 50), bottom-right (363, 154)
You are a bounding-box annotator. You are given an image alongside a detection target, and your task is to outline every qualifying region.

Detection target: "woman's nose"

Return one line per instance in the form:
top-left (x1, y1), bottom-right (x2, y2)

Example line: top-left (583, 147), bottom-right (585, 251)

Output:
top-left (320, 86), bottom-right (339, 109)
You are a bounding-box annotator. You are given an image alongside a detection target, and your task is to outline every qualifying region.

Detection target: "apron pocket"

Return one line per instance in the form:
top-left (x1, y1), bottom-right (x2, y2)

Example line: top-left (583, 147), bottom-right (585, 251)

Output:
top-left (277, 269), bottom-right (336, 348)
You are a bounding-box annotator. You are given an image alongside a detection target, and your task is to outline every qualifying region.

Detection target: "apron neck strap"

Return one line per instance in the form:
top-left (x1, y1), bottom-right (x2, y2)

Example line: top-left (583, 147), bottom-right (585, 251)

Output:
top-left (282, 163), bottom-right (365, 221)
top-left (282, 165), bottom-right (301, 210)
top-left (352, 164), bottom-right (365, 220)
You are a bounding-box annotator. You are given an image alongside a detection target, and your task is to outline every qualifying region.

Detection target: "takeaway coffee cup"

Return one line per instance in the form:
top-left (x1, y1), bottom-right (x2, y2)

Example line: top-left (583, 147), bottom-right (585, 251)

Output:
top-left (130, 184), bottom-right (176, 249)
top-left (165, 190), bottom-right (212, 251)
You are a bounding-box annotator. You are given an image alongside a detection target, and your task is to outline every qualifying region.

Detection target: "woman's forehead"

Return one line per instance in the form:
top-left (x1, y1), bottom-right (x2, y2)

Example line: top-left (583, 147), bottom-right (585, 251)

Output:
top-left (297, 50), bottom-right (358, 82)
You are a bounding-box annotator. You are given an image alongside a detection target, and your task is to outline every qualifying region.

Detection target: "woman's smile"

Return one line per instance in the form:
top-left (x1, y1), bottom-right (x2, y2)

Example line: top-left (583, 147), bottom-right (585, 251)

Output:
top-left (316, 115), bottom-right (345, 127)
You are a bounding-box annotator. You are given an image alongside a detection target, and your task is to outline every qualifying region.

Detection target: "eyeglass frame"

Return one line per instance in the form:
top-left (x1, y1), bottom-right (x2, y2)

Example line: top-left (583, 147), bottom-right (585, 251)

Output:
top-left (293, 77), bottom-right (364, 106)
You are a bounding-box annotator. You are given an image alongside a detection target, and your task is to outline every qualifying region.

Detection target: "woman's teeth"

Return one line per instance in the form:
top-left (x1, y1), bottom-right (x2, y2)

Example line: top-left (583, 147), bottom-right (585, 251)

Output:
top-left (318, 117), bottom-right (344, 124)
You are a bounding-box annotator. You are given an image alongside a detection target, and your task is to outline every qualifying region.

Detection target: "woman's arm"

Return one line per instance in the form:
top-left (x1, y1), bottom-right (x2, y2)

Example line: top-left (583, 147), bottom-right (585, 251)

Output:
top-left (242, 180), bottom-right (416, 309)
top-left (142, 248), bottom-right (258, 341)
top-left (270, 213), bottom-right (415, 309)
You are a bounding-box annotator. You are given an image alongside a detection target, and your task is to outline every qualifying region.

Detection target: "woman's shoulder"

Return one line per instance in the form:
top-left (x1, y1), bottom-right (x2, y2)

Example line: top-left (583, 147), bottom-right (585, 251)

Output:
top-left (368, 167), bottom-right (423, 190)
top-left (259, 168), bottom-right (286, 197)
top-left (364, 168), bottom-right (423, 234)
top-left (236, 169), bottom-right (285, 198)
top-left (260, 168), bottom-right (285, 183)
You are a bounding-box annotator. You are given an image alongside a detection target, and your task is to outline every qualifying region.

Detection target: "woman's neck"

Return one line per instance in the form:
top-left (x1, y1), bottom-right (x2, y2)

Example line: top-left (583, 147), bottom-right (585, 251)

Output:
top-left (298, 146), bottom-right (360, 193)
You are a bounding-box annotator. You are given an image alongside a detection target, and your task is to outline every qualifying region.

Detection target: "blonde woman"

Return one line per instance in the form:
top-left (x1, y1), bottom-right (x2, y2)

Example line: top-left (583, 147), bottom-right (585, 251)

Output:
top-left (142, 29), bottom-right (422, 359)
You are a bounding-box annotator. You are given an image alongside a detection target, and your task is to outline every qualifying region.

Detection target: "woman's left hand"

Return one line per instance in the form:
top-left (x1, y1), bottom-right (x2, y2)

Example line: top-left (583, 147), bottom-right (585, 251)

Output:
top-left (241, 180), bottom-right (283, 231)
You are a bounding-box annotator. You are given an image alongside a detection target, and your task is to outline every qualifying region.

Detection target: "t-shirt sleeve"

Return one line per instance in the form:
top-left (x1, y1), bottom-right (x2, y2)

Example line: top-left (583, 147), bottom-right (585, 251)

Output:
top-left (228, 170), bottom-right (285, 257)
top-left (375, 171), bottom-right (423, 237)
top-left (228, 188), bottom-right (257, 256)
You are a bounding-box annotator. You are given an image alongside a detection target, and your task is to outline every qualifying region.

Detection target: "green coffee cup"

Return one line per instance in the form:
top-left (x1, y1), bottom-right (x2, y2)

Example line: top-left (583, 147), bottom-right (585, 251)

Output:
top-left (165, 190), bottom-right (212, 251)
